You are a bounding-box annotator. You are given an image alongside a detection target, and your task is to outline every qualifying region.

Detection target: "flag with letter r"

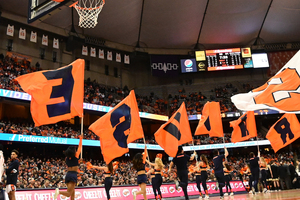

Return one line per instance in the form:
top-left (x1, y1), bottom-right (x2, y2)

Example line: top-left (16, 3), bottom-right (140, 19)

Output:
top-left (89, 90), bottom-right (144, 164)
top-left (230, 111), bottom-right (257, 143)
top-left (194, 101), bottom-right (224, 137)
top-left (16, 59), bottom-right (84, 127)
top-left (154, 102), bottom-right (192, 157)
top-left (266, 113), bottom-right (300, 153)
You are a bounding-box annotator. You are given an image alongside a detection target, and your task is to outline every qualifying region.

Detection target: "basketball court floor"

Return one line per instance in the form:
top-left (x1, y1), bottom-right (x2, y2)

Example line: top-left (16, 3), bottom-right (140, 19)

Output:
top-left (161, 189), bottom-right (300, 200)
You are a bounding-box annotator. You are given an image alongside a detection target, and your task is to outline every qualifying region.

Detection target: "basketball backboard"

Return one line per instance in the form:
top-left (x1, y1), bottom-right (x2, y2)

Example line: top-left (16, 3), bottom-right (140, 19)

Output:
top-left (28, 0), bottom-right (73, 24)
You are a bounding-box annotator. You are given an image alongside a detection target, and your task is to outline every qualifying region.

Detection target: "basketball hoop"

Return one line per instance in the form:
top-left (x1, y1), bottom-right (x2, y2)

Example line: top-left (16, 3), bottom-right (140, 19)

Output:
top-left (70, 0), bottom-right (105, 28)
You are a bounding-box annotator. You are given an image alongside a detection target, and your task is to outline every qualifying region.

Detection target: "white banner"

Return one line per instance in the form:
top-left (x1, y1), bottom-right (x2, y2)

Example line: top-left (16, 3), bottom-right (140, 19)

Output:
top-left (19, 28), bottom-right (26, 40)
top-left (99, 49), bottom-right (104, 59)
top-left (42, 35), bottom-right (48, 46)
top-left (107, 51), bottom-right (112, 61)
top-left (6, 24), bottom-right (14, 36)
top-left (30, 31), bottom-right (37, 43)
top-left (116, 53), bottom-right (121, 62)
top-left (82, 46), bottom-right (88, 56)
top-left (90, 47), bottom-right (96, 57)
top-left (53, 38), bottom-right (59, 49)
top-left (124, 54), bottom-right (130, 64)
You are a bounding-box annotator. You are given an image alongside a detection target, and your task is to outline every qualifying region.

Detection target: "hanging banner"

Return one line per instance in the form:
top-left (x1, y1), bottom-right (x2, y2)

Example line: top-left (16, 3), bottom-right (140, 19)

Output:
top-left (6, 24), bottom-right (14, 36)
top-left (53, 38), bottom-right (59, 49)
top-left (99, 49), bottom-right (104, 59)
top-left (82, 46), bottom-right (88, 56)
top-left (91, 47), bottom-right (96, 57)
top-left (42, 35), bottom-right (48, 46)
top-left (107, 51), bottom-right (112, 61)
top-left (116, 53), bottom-right (121, 62)
top-left (151, 55), bottom-right (179, 77)
top-left (19, 28), bottom-right (26, 40)
top-left (30, 31), bottom-right (37, 43)
top-left (124, 54), bottom-right (130, 64)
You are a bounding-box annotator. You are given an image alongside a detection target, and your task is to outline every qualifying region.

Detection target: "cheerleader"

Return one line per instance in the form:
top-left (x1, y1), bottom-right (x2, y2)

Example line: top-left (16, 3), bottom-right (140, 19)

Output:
top-left (133, 153), bottom-right (147, 200)
top-left (146, 154), bottom-right (164, 200)
top-left (54, 136), bottom-right (82, 200)
top-left (195, 154), bottom-right (210, 199)
top-left (86, 161), bottom-right (118, 200)
top-left (223, 162), bottom-right (233, 196)
top-left (260, 157), bottom-right (269, 193)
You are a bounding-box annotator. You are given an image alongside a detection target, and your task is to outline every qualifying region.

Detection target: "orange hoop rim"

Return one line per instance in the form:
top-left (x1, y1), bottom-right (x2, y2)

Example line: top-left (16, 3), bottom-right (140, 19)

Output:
top-left (69, 0), bottom-right (105, 8)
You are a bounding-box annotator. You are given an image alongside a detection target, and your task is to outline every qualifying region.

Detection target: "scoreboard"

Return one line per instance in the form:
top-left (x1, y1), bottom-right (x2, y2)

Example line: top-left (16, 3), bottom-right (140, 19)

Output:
top-left (205, 48), bottom-right (243, 71)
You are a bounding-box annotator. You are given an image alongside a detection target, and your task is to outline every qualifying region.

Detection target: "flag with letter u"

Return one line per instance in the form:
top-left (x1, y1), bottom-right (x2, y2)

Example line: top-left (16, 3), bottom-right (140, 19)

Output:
top-left (194, 101), bottom-right (223, 137)
top-left (89, 90), bottom-right (144, 164)
top-left (154, 102), bottom-right (192, 157)
top-left (230, 111), bottom-right (257, 143)
top-left (16, 59), bottom-right (84, 127)
top-left (231, 50), bottom-right (300, 113)
top-left (266, 113), bottom-right (300, 153)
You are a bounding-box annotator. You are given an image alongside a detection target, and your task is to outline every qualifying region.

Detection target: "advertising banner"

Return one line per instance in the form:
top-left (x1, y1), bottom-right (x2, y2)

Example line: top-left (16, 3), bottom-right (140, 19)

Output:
top-left (10, 181), bottom-right (245, 200)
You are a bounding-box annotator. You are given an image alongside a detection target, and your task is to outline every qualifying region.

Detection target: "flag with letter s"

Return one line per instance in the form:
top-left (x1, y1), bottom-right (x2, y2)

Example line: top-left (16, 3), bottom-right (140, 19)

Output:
top-left (266, 113), bottom-right (300, 153)
top-left (16, 59), bottom-right (84, 127)
top-left (89, 90), bottom-right (144, 164)
top-left (154, 102), bottom-right (192, 157)
top-left (230, 111), bottom-right (257, 143)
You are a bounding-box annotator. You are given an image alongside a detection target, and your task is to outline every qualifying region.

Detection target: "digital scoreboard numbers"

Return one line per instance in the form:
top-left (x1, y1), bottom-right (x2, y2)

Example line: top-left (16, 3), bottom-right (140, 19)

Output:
top-left (205, 48), bottom-right (243, 71)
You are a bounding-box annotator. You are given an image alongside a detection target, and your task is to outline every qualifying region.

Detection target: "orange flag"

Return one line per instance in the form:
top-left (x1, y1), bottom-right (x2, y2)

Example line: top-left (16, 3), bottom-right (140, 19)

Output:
top-left (230, 111), bottom-right (257, 143)
top-left (89, 90), bottom-right (144, 164)
top-left (154, 102), bottom-right (192, 157)
top-left (194, 101), bottom-right (223, 137)
top-left (266, 113), bottom-right (300, 153)
top-left (15, 59), bottom-right (84, 126)
top-left (142, 146), bottom-right (147, 164)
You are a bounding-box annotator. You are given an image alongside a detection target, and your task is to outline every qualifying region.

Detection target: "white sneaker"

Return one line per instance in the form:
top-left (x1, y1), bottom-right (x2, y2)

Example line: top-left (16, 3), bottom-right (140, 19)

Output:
top-left (205, 195), bottom-right (210, 199)
top-left (249, 191), bottom-right (253, 194)
top-left (230, 192), bottom-right (234, 196)
top-left (54, 188), bottom-right (59, 199)
top-left (215, 185), bottom-right (219, 191)
top-left (199, 196), bottom-right (203, 200)
top-left (263, 188), bottom-right (267, 193)
top-left (220, 197), bottom-right (224, 200)
top-left (174, 180), bottom-right (179, 191)
top-left (133, 191), bottom-right (136, 200)
top-left (224, 193), bottom-right (228, 196)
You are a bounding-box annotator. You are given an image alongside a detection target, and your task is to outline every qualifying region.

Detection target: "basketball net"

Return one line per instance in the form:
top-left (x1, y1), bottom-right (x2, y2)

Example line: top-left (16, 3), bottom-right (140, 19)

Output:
top-left (71, 0), bottom-right (105, 28)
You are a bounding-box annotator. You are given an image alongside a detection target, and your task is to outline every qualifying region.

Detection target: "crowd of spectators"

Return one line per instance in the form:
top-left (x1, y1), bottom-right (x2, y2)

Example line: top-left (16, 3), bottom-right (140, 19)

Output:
top-left (2, 151), bottom-right (299, 191)
top-left (0, 54), bottom-right (263, 116)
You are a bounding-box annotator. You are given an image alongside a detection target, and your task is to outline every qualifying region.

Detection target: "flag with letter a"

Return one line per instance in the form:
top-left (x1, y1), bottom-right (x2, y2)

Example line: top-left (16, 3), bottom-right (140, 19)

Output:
top-left (230, 111), bottom-right (257, 143)
top-left (266, 113), bottom-right (300, 153)
top-left (154, 102), bottom-right (192, 157)
top-left (16, 59), bottom-right (84, 127)
top-left (231, 50), bottom-right (300, 113)
top-left (89, 90), bottom-right (144, 164)
top-left (194, 101), bottom-right (223, 137)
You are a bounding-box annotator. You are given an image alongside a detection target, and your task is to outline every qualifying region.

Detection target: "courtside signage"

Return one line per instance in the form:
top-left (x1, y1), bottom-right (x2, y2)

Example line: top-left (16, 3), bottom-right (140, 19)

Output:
top-left (0, 89), bottom-right (168, 121)
top-left (8, 181), bottom-right (245, 200)
top-left (0, 133), bottom-right (270, 150)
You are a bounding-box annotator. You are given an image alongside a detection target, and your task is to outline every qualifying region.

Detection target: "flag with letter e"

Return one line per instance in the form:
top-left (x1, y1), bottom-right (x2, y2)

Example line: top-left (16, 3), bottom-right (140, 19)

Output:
top-left (266, 113), bottom-right (300, 153)
top-left (231, 50), bottom-right (300, 113)
top-left (230, 111), bottom-right (257, 143)
top-left (154, 102), bottom-right (192, 157)
top-left (194, 101), bottom-right (223, 137)
top-left (16, 59), bottom-right (84, 127)
top-left (89, 90), bottom-right (144, 164)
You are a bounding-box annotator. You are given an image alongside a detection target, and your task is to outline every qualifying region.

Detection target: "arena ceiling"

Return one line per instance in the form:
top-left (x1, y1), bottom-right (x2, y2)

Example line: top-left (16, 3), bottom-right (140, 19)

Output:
top-left (1, 0), bottom-right (300, 51)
